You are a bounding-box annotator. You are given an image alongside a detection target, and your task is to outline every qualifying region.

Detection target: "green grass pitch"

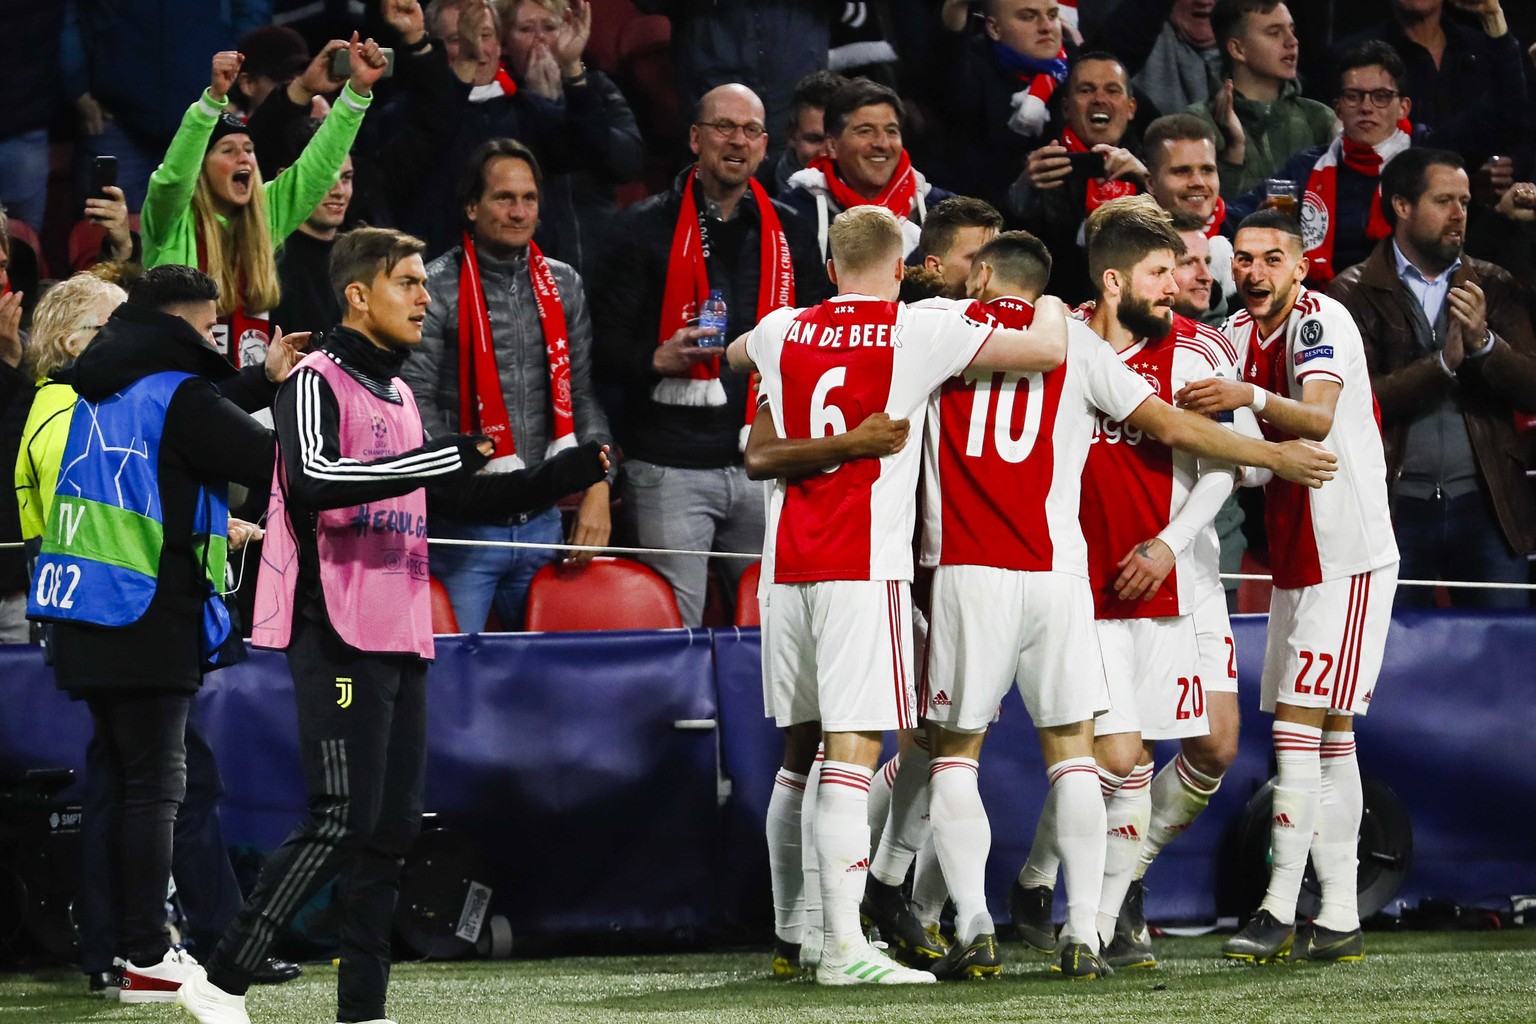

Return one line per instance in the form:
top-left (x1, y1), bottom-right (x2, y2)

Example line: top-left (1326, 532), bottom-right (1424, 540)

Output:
top-left (4, 932), bottom-right (1536, 1023)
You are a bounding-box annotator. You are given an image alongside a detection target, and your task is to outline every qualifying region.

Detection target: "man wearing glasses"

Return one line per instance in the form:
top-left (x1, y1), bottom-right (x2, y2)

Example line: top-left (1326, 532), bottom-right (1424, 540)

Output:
top-left (782, 78), bottom-right (955, 260)
top-left (1229, 41), bottom-right (1419, 287)
top-left (593, 84), bottom-right (828, 626)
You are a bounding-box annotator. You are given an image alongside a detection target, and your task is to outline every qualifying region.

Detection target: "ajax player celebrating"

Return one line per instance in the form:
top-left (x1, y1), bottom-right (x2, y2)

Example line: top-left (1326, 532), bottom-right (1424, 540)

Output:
top-left (1179, 209), bottom-right (1400, 964)
top-left (726, 206), bottom-right (1072, 985)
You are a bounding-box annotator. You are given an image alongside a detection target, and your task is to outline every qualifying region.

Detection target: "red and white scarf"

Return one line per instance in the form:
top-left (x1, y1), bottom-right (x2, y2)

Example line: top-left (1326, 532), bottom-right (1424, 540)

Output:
top-left (468, 63), bottom-right (518, 103)
top-left (1062, 127), bottom-right (1139, 214)
top-left (1302, 122), bottom-right (1411, 285)
top-left (804, 151), bottom-right (919, 222)
top-left (653, 167), bottom-right (795, 443)
top-left (1005, 46), bottom-right (1070, 138)
top-left (1203, 197), bottom-right (1227, 238)
top-left (457, 232), bottom-right (575, 472)
top-left (196, 231), bottom-right (270, 369)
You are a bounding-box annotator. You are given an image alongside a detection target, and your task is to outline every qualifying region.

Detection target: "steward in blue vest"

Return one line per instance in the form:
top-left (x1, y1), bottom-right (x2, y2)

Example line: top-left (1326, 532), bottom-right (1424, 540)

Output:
top-left (30, 299), bottom-right (278, 695)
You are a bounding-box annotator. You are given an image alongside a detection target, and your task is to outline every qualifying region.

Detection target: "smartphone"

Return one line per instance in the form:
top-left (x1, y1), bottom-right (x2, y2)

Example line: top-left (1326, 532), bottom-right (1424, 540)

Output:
top-left (91, 155), bottom-right (118, 199)
top-left (1065, 151), bottom-right (1107, 180)
top-left (329, 46), bottom-right (396, 80)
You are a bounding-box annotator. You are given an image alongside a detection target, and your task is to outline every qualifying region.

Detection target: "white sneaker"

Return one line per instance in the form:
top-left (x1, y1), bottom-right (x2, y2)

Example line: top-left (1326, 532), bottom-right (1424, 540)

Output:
top-left (118, 947), bottom-right (200, 1003)
top-left (175, 966), bottom-right (251, 1024)
top-left (815, 941), bottom-right (936, 985)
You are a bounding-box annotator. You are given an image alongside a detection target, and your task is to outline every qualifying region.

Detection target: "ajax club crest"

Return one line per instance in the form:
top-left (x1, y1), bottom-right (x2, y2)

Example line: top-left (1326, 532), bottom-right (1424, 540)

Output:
top-left (1301, 191), bottom-right (1329, 253)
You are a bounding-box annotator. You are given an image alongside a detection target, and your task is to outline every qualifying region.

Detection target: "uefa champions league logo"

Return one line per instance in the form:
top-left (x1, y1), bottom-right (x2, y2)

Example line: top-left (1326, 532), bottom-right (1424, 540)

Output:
top-left (364, 414), bottom-right (393, 458)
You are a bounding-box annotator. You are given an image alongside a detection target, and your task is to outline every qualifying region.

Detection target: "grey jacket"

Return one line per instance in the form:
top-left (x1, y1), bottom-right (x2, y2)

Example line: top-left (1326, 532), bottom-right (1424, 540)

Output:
top-left (407, 245), bottom-right (614, 481)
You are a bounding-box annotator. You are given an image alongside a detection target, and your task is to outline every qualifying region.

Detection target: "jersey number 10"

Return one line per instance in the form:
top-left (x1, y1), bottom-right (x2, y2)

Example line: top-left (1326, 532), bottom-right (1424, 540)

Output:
top-left (962, 371), bottom-right (1044, 464)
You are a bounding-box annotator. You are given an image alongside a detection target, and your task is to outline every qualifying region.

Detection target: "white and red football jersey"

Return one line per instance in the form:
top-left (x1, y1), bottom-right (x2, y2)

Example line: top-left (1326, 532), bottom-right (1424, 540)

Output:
top-left (748, 294), bottom-right (994, 583)
top-left (1225, 289), bottom-right (1397, 589)
top-left (1080, 313), bottom-right (1239, 619)
top-left (920, 302), bottom-right (1155, 576)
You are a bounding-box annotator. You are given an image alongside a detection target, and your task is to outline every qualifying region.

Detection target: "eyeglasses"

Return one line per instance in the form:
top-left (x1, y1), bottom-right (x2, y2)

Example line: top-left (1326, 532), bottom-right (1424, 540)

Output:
top-left (697, 120), bottom-right (767, 141)
top-left (1338, 88), bottom-right (1401, 108)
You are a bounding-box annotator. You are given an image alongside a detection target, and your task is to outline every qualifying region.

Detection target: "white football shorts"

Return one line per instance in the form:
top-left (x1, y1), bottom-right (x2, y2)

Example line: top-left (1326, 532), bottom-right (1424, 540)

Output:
top-left (1094, 613), bottom-right (1207, 740)
top-left (922, 565), bottom-right (1110, 732)
top-left (1261, 563), bottom-right (1398, 716)
top-left (761, 579), bottom-right (918, 732)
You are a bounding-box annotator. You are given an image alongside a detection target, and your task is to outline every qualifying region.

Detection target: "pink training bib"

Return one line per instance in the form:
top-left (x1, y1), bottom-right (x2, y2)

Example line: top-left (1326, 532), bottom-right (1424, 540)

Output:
top-left (253, 350), bottom-right (435, 658)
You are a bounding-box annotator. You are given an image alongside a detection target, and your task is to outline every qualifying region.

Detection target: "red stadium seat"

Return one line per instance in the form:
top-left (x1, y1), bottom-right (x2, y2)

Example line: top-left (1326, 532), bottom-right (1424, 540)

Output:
top-left (735, 561), bottom-right (761, 627)
top-left (68, 214), bottom-right (140, 272)
top-left (430, 575), bottom-right (461, 633)
top-left (7, 219), bottom-right (47, 279)
top-left (525, 557), bottom-right (683, 631)
top-left (68, 220), bottom-right (106, 272)
top-left (585, 0), bottom-right (646, 76)
top-left (617, 14), bottom-right (679, 134)
top-left (616, 10), bottom-right (670, 66)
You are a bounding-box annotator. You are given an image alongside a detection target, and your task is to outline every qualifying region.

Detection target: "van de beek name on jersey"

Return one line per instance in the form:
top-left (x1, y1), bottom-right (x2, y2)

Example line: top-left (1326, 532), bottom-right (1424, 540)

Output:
top-left (785, 316), bottom-right (906, 349)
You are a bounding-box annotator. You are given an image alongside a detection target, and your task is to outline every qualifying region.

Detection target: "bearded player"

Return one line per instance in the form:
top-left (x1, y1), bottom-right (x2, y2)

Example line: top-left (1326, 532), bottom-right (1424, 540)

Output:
top-left (1006, 197), bottom-right (1312, 971)
top-left (920, 210), bottom-right (1336, 980)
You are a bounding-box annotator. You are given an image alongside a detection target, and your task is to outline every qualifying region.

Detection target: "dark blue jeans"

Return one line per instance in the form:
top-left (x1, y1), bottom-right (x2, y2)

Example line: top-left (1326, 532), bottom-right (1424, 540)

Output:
top-left (1393, 489), bottom-right (1532, 609)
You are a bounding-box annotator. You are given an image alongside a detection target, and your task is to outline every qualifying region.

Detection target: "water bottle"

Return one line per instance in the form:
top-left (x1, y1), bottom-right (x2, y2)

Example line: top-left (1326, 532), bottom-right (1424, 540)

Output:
top-left (697, 289), bottom-right (728, 348)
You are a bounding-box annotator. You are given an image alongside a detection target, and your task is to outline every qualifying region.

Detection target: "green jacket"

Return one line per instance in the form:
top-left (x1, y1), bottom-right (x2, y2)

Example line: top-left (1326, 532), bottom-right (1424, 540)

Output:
top-left (142, 84), bottom-right (371, 282)
top-left (1188, 79), bottom-right (1336, 202)
top-left (15, 379), bottom-right (78, 542)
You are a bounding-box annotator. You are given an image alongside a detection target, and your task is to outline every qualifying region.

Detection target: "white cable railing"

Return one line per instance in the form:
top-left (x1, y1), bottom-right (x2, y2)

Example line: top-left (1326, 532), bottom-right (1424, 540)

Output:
top-left (3, 537), bottom-right (1534, 590)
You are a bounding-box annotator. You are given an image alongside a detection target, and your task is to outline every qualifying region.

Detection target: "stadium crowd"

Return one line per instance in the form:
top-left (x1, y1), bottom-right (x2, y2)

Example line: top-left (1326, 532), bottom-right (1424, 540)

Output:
top-left (3, 0), bottom-right (1536, 1018)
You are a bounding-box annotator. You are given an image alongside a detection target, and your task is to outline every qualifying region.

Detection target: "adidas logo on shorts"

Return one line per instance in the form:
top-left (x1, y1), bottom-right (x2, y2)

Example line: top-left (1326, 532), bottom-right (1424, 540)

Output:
top-left (1108, 825), bottom-right (1141, 841)
top-left (847, 858), bottom-right (870, 873)
top-left (930, 691), bottom-right (952, 707)
top-left (1274, 813), bottom-right (1296, 829)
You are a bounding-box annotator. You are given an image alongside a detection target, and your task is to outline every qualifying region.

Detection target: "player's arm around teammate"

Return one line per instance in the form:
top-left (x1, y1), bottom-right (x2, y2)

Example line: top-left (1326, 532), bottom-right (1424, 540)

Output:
top-left (1123, 396), bottom-right (1335, 486)
top-left (725, 293), bottom-right (1072, 379)
top-left (744, 409), bottom-right (910, 480)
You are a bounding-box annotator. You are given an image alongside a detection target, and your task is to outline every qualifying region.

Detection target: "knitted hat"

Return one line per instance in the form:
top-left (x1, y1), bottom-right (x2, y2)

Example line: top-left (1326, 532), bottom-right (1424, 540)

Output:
top-left (207, 111), bottom-right (252, 150)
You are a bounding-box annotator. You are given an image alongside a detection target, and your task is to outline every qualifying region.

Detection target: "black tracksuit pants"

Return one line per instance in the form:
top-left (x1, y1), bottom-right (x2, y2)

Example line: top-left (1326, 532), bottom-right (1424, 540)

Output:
top-left (206, 614), bottom-right (427, 1023)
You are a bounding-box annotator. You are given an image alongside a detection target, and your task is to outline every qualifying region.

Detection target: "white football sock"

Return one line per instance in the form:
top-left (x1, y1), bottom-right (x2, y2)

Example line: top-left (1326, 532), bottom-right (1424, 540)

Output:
top-left (866, 752), bottom-right (901, 853)
top-left (1047, 756), bottom-right (1105, 947)
top-left (1097, 762), bottom-right (1152, 946)
top-left (1017, 778), bottom-right (1062, 891)
top-left (801, 750), bottom-right (824, 930)
top-left (909, 837), bottom-right (947, 930)
top-left (766, 768), bottom-right (808, 944)
top-left (871, 738), bottom-right (932, 887)
top-left (1136, 753), bottom-right (1223, 881)
top-left (816, 761), bottom-right (875, 958)
top-left (1259, 721), bottom-right (1323, 925)
top-left (1312, 731), bottom-right (1362, 932)
top-left (928, 756), bottom-right (989, 944)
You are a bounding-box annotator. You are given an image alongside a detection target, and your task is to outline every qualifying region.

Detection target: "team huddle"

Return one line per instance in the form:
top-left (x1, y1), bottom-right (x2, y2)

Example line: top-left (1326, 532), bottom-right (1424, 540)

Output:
top-left (725, 194), bottom-right (1398, 984)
